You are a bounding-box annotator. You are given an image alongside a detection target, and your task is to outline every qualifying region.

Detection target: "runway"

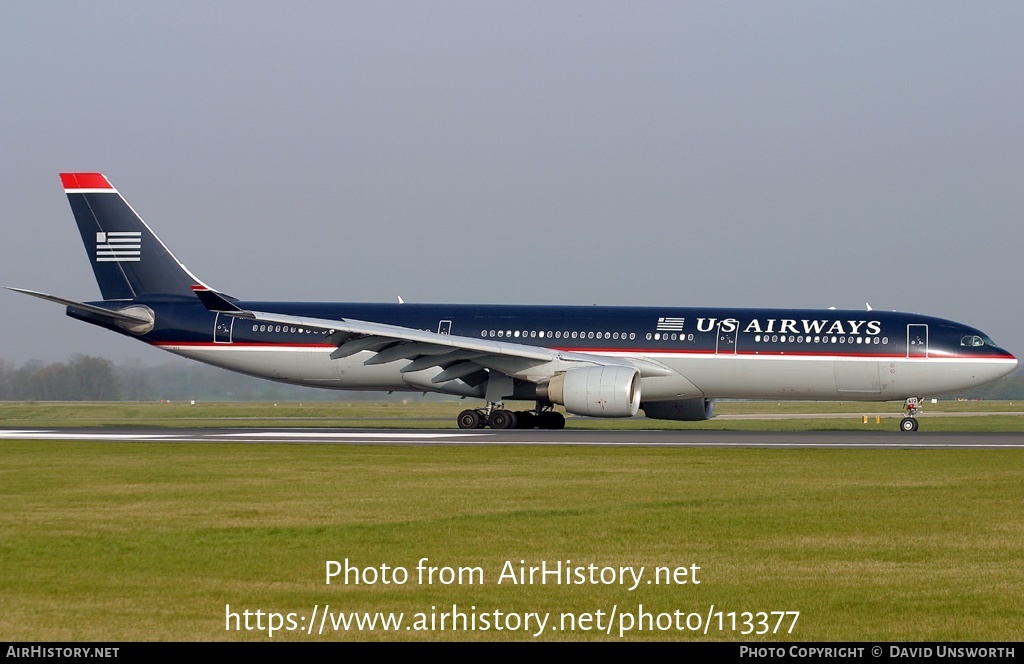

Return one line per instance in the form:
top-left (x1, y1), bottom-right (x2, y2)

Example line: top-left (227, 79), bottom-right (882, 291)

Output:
top-left (1, 427), bottom-right (1023, 448)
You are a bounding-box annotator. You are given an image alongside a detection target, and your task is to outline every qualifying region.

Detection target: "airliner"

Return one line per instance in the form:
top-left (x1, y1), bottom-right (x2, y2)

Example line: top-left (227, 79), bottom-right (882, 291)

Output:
top-left (8, 173), bottom-right (1017, 431)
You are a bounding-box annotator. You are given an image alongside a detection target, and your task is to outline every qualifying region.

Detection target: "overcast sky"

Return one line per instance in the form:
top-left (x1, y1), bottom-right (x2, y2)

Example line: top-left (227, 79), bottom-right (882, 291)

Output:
top-left (2, 1), bottom-right (1021, 365)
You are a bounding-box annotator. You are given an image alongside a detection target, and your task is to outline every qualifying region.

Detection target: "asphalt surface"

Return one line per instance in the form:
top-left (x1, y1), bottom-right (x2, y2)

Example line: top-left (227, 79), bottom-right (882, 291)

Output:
top-left (1, 427), bottom-right (1023, 448)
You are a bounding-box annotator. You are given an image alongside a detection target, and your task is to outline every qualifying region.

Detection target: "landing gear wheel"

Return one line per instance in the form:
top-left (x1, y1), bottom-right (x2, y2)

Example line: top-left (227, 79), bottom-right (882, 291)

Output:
top-left (458, 409), bottom-right (483, 430)
top-left (539, 411), bottom-right (566, 430)
top-left (900, 417), bottom-right (919, 432)
top-left (516, 411), bottom-right (537, 429)
top-left (489, 410), bottom-right (517, 430)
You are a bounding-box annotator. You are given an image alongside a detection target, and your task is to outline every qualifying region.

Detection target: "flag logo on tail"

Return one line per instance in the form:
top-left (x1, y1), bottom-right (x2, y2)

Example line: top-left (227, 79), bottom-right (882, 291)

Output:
top-left (96, 231), bottom-right (141, 262)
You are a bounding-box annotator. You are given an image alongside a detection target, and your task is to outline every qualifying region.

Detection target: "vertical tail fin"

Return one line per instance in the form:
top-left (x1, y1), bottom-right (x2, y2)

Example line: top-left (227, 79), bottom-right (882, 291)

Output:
top-left (61, 173), bottom-right (206, 300)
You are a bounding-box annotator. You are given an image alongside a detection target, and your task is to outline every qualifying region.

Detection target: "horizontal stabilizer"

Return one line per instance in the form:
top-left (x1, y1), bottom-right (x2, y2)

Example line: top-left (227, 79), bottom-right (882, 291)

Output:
top-left (7, 287), bottom-right (155, 334)
top-left (7, 288), bottom-right (152, 324)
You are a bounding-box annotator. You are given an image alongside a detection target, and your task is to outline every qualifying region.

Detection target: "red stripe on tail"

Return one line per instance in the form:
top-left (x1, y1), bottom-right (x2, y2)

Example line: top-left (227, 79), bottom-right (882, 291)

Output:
top-left (60, 173), bottom-right (114, 190)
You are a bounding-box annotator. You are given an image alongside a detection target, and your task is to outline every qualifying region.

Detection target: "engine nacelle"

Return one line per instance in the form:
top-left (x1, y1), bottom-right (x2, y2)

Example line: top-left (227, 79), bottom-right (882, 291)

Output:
top-left (114, 305), bottom-right (155, 335)
top-left (642, 397), bottom-right (716, 421)
top-left (537, 366), bottom-right (641, 418)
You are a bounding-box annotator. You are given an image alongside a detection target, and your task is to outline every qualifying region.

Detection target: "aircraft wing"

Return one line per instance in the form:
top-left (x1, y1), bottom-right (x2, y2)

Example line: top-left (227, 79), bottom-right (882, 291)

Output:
top-left (196, 289), bottom-right (673, 383)
top-left (247, 308), bottom-right (555, 361)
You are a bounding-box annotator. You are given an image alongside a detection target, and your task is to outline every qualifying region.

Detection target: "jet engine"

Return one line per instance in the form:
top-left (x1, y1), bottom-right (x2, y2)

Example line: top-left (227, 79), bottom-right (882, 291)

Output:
top-left (537, 366), bottom-right (641, 417)
top-left (641, 397), bottom-right (716, 421)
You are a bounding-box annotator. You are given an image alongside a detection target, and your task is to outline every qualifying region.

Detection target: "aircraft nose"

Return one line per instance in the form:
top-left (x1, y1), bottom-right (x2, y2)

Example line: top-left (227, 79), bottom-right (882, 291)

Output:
top-left (994, 351), bottom-right (1017, 379)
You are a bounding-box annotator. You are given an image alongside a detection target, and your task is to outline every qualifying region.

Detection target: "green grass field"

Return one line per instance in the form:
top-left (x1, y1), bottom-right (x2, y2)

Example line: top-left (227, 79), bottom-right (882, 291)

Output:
top-left (1, 402), bottom-right (1022, 641)
top-left (2, 399), bottom-right (1023, 431)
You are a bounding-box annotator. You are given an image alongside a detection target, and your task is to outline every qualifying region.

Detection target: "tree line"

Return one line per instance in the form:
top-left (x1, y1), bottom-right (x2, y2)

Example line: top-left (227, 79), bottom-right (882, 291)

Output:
top-left (0, 355), bottom-right (399, 402)
top-left (0, 355), bottom-right (120, 401)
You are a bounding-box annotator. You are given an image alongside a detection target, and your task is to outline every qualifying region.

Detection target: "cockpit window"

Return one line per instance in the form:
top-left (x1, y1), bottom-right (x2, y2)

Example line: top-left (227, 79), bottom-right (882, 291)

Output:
top-left (960, 335), bottom-right (986, 347)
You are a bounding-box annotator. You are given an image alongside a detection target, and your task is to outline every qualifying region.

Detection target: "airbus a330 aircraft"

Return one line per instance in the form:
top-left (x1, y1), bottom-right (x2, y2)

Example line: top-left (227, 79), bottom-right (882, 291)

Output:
top-left (9, 173), bottom-right (1017, 431)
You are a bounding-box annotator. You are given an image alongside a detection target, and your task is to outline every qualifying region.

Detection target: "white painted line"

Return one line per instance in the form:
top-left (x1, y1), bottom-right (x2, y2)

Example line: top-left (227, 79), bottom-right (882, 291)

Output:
top-left (220, 431), bottom-right (491, 439)
top-left (483, 441), bottom-right (1024, 448)
top-left (0, 430), bottom-right (172, 440)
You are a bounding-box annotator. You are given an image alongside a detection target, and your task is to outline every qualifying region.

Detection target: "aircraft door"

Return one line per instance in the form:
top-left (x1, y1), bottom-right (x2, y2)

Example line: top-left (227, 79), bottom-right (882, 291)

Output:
top-left (214, 313), bottom-right (234, 343)
top-left (715, 319), bottom-right (738, 355)
top-left (437, 320), bottom-right (452, 335)
top-left (907, 324), bottom-right (928, 358)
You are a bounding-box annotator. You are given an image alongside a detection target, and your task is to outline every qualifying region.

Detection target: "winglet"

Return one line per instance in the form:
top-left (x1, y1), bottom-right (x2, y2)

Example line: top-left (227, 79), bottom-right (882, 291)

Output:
top-left (60, 173), bottom-right (115, 191)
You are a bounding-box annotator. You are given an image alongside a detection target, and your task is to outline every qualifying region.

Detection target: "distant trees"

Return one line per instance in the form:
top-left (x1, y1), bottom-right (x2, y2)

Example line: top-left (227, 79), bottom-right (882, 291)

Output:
top-left (0, 359), bottom-right (13, 400)
top-left (0, 355), bottom-right (390, 402)
top-left (0, 355), bottom-right (120, 401)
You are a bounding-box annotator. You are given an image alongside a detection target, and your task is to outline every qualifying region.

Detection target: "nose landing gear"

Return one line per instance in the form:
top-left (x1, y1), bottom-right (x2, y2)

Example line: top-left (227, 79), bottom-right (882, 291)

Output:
top-left (900, 397), bottom-right (921, 432)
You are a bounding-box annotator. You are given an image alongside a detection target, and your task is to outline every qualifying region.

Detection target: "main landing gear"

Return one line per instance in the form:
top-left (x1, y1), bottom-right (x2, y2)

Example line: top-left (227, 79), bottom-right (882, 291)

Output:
top-left (899, 397), bottom-right (921, 432)
top-left (457, 402), bottom-right (566, 430)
